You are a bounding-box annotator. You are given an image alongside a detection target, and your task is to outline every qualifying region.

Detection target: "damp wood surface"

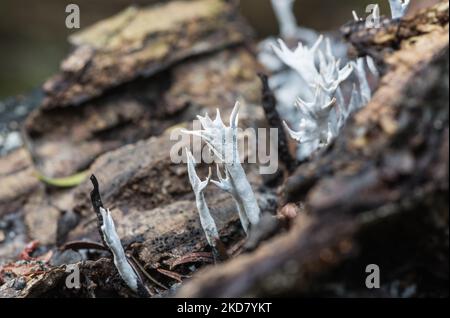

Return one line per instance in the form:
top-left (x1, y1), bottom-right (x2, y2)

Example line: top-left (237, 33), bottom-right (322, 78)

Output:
top-left (0, 0), bottom-right (449, 298)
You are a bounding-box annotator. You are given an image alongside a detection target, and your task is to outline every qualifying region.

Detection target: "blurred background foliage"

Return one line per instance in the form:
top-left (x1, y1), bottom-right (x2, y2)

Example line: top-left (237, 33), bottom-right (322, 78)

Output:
top-left (0, 0), bottom-right (393, 98)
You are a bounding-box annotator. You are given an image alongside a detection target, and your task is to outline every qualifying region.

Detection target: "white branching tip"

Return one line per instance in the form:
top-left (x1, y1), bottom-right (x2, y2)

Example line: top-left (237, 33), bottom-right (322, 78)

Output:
top-left (389, 0), bottom-right (410, 19)
top-left (271, 36), bottom-right (323, 85)
top-left (283, 120), bottom-right (302, 143)
top-left (311, 34), bottom-right (324, 53)
top-left (230, 101), bottom-right (240, 129)
top-left (321, 97), bottom-right (337, 112)
top-left (186, 149), bottom-right (220, 247)
top-left (99, 207), bottom-right (139, 292)
top-left (283, 119), bottom-right (319, 144)
top-left (186, 150), bottom-right (211, 194)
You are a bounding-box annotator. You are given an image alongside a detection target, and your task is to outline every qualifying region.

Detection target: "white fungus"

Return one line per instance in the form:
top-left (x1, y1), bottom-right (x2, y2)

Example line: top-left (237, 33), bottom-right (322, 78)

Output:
top-left (99, 207), bottom-right (139, 292)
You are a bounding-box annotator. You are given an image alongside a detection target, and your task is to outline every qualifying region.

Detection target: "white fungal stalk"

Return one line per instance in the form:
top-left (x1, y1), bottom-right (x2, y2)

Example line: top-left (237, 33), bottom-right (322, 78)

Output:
top-left (99, 207), bottom-right (139, 292)
top-left (186, 150), bottom-right (220, 247)
top-left (258, 0), bottom-right (320, 73)
top-left (270, 0), bottom-right (317, 43)
top-left (389, 0), bottom-right (411, 19)
top-left (271, 0), bottom-right (298, 39)
top-left (351, 58), bottom-right (372, 106)
top-left (352, 10), bottom-right (361, 22)
top-left (211, 164), bottom-right (250, 233)
top-left (316, 39), bottom-right (354, 96)
top-left (183, 102), bottom-right (261, 227)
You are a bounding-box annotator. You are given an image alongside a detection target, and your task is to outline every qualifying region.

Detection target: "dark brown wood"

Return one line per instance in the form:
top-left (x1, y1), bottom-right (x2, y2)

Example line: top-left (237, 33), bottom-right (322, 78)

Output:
top-left (177, 2), bottom-right (449, 297)
top-left (0, 1), bottom-right (448, 299)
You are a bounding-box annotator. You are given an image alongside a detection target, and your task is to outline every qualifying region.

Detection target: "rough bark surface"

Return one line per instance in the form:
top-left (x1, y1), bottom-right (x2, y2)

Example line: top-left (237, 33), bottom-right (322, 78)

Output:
top-left (178, 2), bottom-right (449, 297)
top-left (0, 1), bottom-right (448, 298)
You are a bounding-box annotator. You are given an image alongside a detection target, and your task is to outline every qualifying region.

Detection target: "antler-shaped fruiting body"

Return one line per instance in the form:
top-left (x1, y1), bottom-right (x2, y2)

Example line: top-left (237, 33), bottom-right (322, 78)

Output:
top-left (183, 102), bottom-right (261, 227)
top-left (389, 0), bottom-right (411, 19)
top-left (273, 36), bottom-right (355, 159)
top-left (186, 150), bottom-right (220, 246)
top-left (272, 30), bottom-right (381, 160)
top-left (272, 36), bottom-right (324, 92)
top-left (90, 175), bottom-right (149, 297)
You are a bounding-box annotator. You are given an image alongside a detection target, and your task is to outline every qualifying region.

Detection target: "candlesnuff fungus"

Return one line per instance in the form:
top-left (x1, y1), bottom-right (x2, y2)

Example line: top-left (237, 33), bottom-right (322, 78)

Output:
top-left (211, 164), bottom-right (250, 233)
top-left (182, 102), bottom-right (261, 228)
top-left (272, 36), bottom-right (328, 96)
top-left (271, 0), bottom-right (297, 39)
top-left (282, 93), bottom-right (337, 148)
top-left (185, 150), bottom-right (229, 261)
top-left (272, 36), bottom-right (354, 159)
top-left (90, 175), bottom-right (149, 297)
top-left (270, 0), bottom-right (317, 43)
top-left (99, 206), bottom-right (140, 292)
top-left (186, 150), bottom-right (220, 246)
top-left (272, 35), bottom-right (378, 160)
top-left (257, 0), bottom-right (320, 79)
top-left (351, 58), bottom-right (373, 106)
top-left (389, 0), bottom-right (411, 19)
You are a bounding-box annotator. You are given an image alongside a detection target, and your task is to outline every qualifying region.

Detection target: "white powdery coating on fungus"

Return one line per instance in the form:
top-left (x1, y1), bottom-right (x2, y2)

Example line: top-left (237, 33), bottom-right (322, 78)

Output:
top-left (272, 36), bottom-right (355, 159)
top-left (211, 164), bottom-right (250, 233)
top-left (183, 102), bottom-right (261, 228)
top-left (271, 30), bottom-right (381, 160)
top-left (100, 207), bottom-right (138, 292)
top-left (186, 150), bottom-right (220, 246)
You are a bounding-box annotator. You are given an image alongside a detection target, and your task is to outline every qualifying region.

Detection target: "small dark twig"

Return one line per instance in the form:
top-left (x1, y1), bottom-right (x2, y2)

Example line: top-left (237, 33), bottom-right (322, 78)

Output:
top-left (156, 268), bottom-right (185, 283)
top-left (61, 240), bottom-right (109, 252)
top-left (128, 255), bottom-right (168, 291)
top-left (170, 252), bottom-right (214, 270)
top-left (258, 73), bottom-right (297, 174)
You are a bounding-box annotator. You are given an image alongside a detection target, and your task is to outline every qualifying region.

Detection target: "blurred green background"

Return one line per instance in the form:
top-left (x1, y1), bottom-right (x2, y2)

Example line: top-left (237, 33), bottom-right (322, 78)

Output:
top-left (0, 0), bottom-right (393, 99)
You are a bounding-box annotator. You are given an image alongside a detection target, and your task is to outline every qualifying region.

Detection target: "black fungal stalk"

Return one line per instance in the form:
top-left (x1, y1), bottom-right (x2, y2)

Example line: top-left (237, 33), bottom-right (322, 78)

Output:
top-left (90, 174), bottom-right (107, 247)
top-left (258, 73), bottom-right (297, 173)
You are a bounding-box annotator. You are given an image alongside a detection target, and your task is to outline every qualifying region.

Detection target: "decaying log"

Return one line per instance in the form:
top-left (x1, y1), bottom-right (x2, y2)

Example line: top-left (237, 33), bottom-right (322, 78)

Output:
top-left (0, 131), bottom-right (277, 297)
top-left (0, 0), bottom-right (270, 297)
top-left (0, 1), bottom-right (448, 298)
top-left (43, 0), bottom-right (252, 109)
top-left (177, 2), bottom-right (449, 297)
top-left (23, 0), bottom-right (259, 179)
top-left (23, 47), bottom-right (261, 179)
top-left (0, 149), bottom-right (38, 217)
